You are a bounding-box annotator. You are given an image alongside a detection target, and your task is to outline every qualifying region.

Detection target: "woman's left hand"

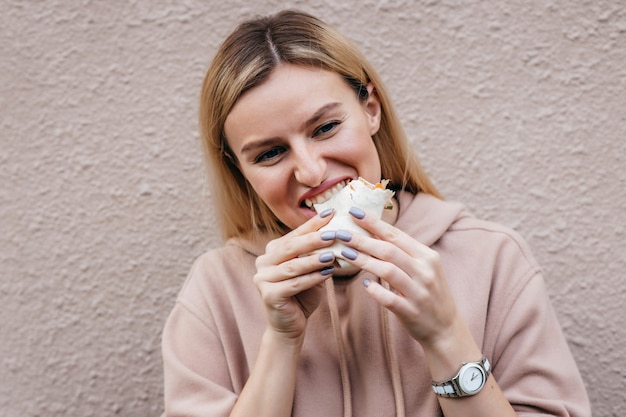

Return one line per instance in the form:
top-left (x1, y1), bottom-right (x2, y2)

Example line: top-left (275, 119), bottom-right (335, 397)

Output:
top-left (338, 206), bottom-right (461, 349)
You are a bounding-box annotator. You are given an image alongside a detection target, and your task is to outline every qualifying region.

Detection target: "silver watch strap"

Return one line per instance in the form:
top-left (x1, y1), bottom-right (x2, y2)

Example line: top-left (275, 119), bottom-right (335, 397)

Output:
top-left (431, 356), bottom-right (491, 398)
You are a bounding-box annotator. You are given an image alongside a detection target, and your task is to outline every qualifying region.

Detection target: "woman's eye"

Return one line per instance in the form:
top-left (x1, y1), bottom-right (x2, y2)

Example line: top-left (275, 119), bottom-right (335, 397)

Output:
top-left (313, 121), bottom-right (340, 137)
top-left (255, 147), bottom-right (285, 164)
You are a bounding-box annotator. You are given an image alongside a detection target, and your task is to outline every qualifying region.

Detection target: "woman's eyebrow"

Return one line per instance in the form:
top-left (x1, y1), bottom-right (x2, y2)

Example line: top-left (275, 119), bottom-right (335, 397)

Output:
top-left (240, 137), bottom-right (281, 156)
top-left (301, 102), bottom-right (341, 130)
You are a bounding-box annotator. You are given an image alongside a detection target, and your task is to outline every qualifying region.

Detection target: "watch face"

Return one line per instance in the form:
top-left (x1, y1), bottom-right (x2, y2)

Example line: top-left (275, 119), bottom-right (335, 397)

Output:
top-left (459, 364), bottom-right (485, 394)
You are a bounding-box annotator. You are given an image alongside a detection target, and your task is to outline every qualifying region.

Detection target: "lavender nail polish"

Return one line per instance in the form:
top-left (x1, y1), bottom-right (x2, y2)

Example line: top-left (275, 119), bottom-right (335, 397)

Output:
top-left (321, 266), bottom-right (335, 276)
top-left (335, 230), bottom-right (352, 242)
top-left (363, 278), bottom-right (371, 287)
top-left (321, 230), bottom-right (337, 241)
top-left (341, 247), bottom-right (358, 260)
top-left (319, 251), bottom-right (334, 263)
top-left (349, 206), bottom-right (366, 219)
top-left (320, 208), bottom-right (334, 218)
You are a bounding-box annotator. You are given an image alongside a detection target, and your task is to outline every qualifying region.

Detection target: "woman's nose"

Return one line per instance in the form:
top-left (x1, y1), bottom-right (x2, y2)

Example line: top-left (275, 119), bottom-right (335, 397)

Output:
top-left (293, 144), bottom-right (326, 187)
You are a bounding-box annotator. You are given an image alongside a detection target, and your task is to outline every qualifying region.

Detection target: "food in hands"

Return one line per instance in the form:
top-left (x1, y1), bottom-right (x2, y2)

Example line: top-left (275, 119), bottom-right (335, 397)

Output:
top-left (313, 178), bottom-right (395, 268)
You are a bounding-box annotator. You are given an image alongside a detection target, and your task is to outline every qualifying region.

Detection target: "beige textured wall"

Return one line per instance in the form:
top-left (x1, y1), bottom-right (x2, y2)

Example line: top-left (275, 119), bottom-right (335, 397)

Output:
top-left (1, 1), bottom-right (624, 416)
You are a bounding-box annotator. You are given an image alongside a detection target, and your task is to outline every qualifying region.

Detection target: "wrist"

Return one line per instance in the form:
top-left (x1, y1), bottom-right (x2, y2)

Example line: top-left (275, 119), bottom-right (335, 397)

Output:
top-left (263, 328), bottom-right (305, 354)
top-left (421, 318), bottom-right (482, 381)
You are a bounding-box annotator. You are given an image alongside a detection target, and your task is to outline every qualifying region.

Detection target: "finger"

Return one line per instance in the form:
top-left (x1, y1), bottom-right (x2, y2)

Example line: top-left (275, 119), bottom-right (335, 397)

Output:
top-left (349, 238), bottom-right (446, 306)
top-left (337, 228), bottom-right (412, 283)
top-left (261, 211), bottom-right (336, 265)
top-left (340, 245), bottom-right (415, 295)
top-left (346, 208), bottom-right (444, 286)
top-left (258, 267), bottom-right (333, 306)
top-left (282, 208), bottom-right (335, 240)
top-left (255, 251), bottom-right (335, 285)
top-left (348, 207), bottom-right (434, 258)
top-left (362, 278), bottom-right (412, 314)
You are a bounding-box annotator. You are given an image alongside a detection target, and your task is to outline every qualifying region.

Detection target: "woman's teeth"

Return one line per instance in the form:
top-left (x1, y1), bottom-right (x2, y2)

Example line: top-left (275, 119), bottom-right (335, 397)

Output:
top-left (304, 180), bottom-right (348, 208)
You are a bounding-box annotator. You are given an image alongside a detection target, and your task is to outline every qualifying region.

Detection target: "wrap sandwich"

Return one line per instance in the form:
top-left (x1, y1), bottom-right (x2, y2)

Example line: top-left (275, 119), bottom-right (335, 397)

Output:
top-left (313, 177), bottom-right (395, 269)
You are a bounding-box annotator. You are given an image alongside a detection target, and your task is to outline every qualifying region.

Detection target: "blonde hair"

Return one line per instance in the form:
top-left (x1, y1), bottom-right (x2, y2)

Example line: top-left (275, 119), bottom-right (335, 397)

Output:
top-left (200, 10), bottom-right (441, 240)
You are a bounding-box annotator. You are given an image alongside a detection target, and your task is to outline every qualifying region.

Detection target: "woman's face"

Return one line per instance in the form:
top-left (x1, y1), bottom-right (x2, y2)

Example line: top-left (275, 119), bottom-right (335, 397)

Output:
top-left (224, 64), bottom-right (382, 230)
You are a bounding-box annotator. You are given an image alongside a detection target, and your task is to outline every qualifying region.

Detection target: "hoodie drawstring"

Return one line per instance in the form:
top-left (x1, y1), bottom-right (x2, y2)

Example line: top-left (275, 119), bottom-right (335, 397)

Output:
top-left (381, 279), bottom-right (406, 417)
top-left (325, 278), bottom-right (352, 417)
top-left (325, 277), bottom-right (406, 417)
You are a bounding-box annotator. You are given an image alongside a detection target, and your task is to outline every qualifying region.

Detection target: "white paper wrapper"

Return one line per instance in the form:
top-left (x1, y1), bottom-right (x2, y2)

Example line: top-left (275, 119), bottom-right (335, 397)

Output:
top-left (314, 178), bottom-right (394, 268)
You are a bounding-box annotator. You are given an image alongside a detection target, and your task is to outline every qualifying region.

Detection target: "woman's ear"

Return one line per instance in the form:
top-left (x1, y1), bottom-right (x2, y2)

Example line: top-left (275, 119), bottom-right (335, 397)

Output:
top-left (364, 83), bottom-right (382, 136)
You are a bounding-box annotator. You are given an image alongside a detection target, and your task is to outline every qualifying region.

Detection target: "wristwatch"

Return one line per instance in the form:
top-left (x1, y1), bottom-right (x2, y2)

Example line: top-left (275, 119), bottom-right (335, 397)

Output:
top-left (431, 357), bottom-right (491, 397)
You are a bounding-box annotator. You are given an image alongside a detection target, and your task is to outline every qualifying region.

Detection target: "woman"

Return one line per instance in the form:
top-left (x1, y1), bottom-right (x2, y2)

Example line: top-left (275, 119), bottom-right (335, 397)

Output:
top-left (162, 10), bottom-right (590, 417)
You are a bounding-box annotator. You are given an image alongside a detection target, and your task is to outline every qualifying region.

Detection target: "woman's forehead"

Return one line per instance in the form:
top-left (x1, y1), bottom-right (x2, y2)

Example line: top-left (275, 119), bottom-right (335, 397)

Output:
top-left (225, 65), bottom-right (354, 132)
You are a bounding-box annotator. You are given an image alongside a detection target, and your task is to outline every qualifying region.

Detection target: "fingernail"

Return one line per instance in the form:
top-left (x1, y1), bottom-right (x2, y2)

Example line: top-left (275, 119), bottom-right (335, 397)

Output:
top-left (335, 230), bottom-right (352, 242)
top-left (341, 247), bottom-right (358, 260)
top-left (321, 230), bottom-right (336, 241)
top-left (320, 208), bottom-right (334, 218)
top-left (349, 206), bottom-right (366, 219)
top-left (363, 278), bottom-right (371, 287)
top-left (321, 266), bottom-right (335, 276)
top-left (319, 251), bottom-right (334, 263)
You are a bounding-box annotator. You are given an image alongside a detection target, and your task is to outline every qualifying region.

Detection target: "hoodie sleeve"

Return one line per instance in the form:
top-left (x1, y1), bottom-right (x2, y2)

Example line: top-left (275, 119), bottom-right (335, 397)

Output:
top-left (160, 248), bottom-right (262, 417)
top-left (161, 297), bottom-right (237, 417)
top-left (484, 239), bottom-right (591, 417)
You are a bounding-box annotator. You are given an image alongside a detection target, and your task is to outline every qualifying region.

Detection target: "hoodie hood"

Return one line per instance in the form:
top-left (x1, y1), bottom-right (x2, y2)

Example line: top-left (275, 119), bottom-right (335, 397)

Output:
top-left (225, 228), bottom-right (275, 258)
top-left (394, 191), bottom-right (467, 247)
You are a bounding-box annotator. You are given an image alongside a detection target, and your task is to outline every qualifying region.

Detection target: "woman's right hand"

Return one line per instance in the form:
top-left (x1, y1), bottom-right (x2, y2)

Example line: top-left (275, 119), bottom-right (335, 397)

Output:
top-left (253, 210), bottom-right (337, 343)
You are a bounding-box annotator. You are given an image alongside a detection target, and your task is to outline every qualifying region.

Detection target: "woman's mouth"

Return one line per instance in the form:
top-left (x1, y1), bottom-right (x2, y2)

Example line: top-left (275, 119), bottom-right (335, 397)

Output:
top-left (303, 180), bottom-right (349, 209)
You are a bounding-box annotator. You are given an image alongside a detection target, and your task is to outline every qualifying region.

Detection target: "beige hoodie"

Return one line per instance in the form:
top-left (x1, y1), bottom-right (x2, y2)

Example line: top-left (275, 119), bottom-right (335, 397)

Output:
top-left (161, 192), bottom-right (591, 416)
